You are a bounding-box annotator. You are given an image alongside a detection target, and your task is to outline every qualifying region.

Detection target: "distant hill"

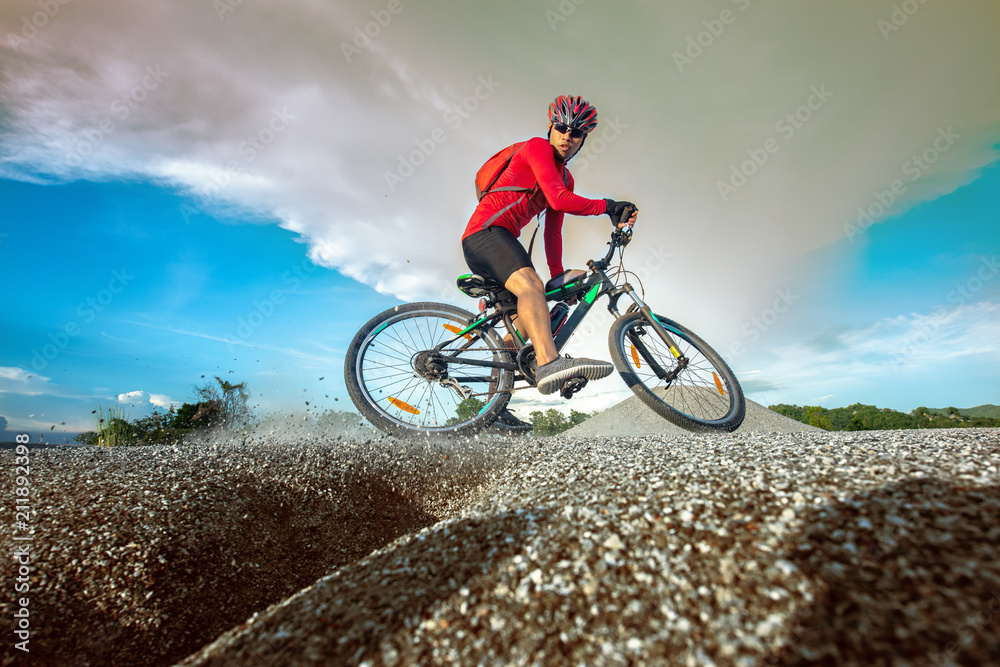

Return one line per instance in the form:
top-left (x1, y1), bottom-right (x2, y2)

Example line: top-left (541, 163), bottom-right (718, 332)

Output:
top-left (930, 404), bottom-right (1000, 419)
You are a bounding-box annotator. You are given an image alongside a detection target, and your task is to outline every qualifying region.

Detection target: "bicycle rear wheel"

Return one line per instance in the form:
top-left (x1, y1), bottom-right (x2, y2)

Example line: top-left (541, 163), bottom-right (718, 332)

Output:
top-left (609, 312), bottom-right (745, 432)
top-left (345, 302), bottom-right (514, 437)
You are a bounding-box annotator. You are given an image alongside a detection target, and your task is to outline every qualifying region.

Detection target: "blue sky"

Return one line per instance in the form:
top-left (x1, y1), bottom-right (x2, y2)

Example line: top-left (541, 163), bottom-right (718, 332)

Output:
top-left (1, 1), bottom-right (998, 441)
top-left (1, 179), bottom-right (400, 439)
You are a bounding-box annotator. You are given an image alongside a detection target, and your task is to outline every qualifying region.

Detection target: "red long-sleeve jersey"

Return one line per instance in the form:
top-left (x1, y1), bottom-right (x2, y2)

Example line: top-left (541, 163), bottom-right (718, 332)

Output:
top-left (462, 137), bottom-right (608, 278)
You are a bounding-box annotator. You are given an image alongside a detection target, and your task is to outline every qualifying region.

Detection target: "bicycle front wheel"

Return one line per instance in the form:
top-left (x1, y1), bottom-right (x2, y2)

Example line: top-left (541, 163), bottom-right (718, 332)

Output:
top-left (345, 302), bottom-right (514, 437)
top-left (609, 313), bottom-right (745, 432)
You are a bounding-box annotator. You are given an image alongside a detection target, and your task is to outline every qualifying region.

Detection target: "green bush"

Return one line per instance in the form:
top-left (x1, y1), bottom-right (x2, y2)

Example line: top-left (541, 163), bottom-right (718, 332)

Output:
top-left (91, 403), bottom-right (134, 447)
top-left (81, 378), bottom-right (256, 446)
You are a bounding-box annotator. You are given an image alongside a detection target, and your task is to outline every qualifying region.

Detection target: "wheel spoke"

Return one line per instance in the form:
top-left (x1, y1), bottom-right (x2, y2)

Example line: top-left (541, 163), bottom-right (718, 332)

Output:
top-left (352, 306), bottom-right (514, 434)
top-left (614, 315), bottom-right (743, 428)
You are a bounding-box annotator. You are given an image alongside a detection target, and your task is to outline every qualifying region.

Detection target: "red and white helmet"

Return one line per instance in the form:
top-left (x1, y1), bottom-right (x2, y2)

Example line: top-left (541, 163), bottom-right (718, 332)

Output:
top-left (548, 95), bottom-right (598, 134)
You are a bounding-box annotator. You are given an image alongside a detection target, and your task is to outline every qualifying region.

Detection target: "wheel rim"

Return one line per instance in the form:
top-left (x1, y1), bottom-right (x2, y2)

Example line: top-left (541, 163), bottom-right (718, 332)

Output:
top-left (622, 320), bottom-right (737, 424)
top-left (356, 310), bottom-right (510, 431)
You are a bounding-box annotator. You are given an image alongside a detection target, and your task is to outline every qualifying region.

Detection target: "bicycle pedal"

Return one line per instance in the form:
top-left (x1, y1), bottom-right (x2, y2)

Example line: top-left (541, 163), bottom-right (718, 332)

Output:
top-left (559, 376), bottom-right (588, 399)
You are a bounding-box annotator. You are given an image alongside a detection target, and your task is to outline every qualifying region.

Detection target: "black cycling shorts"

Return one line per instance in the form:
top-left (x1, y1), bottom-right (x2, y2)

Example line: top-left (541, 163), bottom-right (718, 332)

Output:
top-left (462, 226), bottom-right (534, 287)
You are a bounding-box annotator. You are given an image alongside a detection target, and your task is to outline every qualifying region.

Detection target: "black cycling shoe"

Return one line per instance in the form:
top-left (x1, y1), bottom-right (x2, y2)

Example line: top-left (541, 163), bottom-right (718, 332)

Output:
top-left (491, 408), bottom-right (533, 433)
top-left (535, 356), bottom-right (613, 395)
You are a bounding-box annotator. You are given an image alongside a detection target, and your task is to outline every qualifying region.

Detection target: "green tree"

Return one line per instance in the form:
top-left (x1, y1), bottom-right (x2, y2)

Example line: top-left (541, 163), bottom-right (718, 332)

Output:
top-left (445, 397), bottom-right (486, 426)
top-left (529, 408), bottom-right (597, 436)
top-left (567, 409), bottom-right (592, 428)
top-left (456, 397), bottom-right (485, 421)
top-left (803, 406), bottom-right (833, 430)
top-left (769, 404), bottom-right (805, 422)
top-left (74, 431), bottom-right (99, 445)
top-left (193, 377), bottom-right (254, 430)
top-left (769, 402), bottom-right (999, 431)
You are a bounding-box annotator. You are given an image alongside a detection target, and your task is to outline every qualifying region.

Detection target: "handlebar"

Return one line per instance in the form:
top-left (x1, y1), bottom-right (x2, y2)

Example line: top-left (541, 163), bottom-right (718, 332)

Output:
top-left (592, 226), bottom-right (633, 269)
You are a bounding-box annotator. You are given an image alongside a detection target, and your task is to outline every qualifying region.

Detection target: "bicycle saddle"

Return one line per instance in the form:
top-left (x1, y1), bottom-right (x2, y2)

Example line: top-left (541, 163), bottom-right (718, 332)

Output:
top-left (456, 273), bottom-right (502, 298)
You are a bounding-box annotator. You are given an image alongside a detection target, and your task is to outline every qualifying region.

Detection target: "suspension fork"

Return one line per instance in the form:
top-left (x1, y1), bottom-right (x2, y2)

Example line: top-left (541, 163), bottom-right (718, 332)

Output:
top-left (614, 283), bottom-right (689, 381)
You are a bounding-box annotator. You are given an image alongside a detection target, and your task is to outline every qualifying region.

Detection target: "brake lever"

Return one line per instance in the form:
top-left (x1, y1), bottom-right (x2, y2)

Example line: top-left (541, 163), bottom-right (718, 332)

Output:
top-left (611, 227), bottom-right (632, 247)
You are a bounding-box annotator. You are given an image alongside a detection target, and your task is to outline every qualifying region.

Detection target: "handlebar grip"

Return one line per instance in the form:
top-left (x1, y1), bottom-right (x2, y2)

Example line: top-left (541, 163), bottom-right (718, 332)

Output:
top-left (613, 204), bottom-right (637, 229)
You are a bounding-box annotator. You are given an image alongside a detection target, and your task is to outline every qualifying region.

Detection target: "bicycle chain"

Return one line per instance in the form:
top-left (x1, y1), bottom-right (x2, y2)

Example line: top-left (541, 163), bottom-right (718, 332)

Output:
top-left (431, 346), bottom-right (535, 398)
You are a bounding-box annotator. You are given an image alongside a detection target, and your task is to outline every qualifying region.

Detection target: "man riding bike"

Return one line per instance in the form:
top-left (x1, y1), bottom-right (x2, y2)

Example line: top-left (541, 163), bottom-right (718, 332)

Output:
top-left (461, 95), bottom-right (638, 417)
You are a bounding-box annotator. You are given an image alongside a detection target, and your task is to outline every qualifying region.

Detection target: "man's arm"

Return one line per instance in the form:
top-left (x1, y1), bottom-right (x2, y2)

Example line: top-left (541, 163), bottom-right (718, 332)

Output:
top-left (523, 138), bottom-right (607, 216)
top-left (543, 210), bottom-right (565, 279)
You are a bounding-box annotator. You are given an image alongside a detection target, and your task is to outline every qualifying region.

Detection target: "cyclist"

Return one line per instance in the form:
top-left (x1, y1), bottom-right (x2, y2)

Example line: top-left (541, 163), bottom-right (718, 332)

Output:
top-left (461, 95), bottom-right (638, 404)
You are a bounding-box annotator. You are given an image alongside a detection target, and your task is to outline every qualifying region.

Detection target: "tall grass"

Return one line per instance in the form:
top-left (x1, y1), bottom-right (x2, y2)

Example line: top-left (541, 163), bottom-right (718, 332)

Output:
top-left (92, 403), bottom-right (133, 447)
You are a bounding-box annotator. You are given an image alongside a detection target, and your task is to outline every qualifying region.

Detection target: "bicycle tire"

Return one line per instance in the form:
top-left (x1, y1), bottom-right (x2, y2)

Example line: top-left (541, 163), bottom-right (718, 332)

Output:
top-left (608, 312), bottom-right (745, 432)
top-left (344, 302), bottom-right (514, 437)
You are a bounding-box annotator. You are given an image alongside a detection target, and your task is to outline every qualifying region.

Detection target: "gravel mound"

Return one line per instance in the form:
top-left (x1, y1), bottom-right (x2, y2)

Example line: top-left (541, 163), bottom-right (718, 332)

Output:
top-left (4, 428), bottom-right (998, 666)
top-left (566, 394), bottom-right (822, 438)
top-left (0, 426), bottom-right (520, 667)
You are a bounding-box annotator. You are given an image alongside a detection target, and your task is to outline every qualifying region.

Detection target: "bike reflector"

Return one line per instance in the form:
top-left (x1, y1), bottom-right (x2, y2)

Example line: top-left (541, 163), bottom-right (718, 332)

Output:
top-left (630, 345), bottom-right (641, 368)
top-left (388, 397), bottom-right (420, 414)
top-left (713, 372), bottom-right (725, 396)
top-left (443, 324), bottom-right (473, 340)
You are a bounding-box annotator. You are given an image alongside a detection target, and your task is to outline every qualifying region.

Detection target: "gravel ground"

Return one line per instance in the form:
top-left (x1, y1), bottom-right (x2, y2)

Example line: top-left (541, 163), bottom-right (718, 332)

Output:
top-left (2, 426), bottom-right (999, 666)
top-left (565, 395), bottom-right (823, 438)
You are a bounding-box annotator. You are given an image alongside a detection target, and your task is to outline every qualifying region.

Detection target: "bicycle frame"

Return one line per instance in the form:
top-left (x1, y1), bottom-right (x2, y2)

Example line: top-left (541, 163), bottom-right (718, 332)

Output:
top-left (432, 230), bottom-right (690, 389)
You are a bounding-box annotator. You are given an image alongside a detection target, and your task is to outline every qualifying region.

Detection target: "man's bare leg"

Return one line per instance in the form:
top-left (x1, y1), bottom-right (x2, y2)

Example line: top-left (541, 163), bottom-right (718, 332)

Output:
top-left (502, 314), bottom-right (521, 349)
top-left (504, 267), bottom-right (558, 366)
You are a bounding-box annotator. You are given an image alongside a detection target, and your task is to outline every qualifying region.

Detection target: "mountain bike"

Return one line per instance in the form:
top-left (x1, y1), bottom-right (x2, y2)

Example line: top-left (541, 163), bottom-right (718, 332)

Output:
top-left (344, 227), bottom-right (745, 437)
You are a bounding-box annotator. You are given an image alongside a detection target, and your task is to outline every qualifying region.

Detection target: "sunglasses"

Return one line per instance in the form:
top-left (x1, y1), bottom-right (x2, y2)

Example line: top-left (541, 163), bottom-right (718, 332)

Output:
top-left (553, 123), bottom-right (585, 139)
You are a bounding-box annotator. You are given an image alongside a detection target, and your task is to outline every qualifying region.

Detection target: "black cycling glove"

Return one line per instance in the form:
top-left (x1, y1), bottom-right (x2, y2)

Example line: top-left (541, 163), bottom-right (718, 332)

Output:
top-left (604, 199), bottom-right (637, 227)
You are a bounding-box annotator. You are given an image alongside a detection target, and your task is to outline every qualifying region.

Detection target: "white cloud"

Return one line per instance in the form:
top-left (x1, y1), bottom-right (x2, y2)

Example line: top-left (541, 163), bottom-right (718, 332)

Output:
top-left (116, 390), bottom-right (181, 411)
top-left (148, 393), bottom-right (177, 409)
top-left (1, 1), bottom-right (997, 328)
top-left (0, 366), bottom-right (36, 382)
top-left (509, 376), bottom-right (633, 419)
top-left (0, 367), bottom-right (51, 395)
top-left (738, 301), bottom-right (1000, 408)
top-left (117, 390), bottom-right (144, 403)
